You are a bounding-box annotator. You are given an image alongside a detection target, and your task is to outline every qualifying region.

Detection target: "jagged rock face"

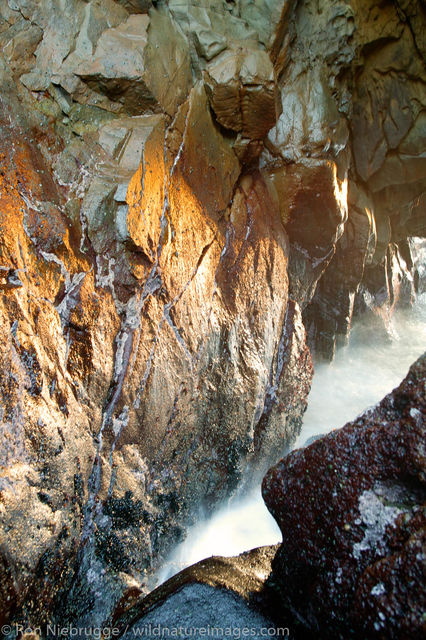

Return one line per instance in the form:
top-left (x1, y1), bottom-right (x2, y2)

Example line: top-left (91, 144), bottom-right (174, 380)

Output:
top-left (0, 0), bottom-right (424, 629)
top-left (262, 354), bottom-right (426, 639)
top-left (0, 0), bottom-right (314, 627)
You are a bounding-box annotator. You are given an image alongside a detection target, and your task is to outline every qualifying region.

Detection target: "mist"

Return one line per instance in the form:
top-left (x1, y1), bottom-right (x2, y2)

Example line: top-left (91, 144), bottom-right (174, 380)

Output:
top-left (155, 295), bottom-right (426, 586)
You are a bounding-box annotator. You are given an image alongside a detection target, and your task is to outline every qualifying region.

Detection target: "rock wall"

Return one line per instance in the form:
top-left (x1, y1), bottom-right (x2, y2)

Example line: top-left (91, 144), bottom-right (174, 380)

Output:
top-left (0, 0), bottom-right (424, 629)
top-left (260, 0), bottom-right (426, 360)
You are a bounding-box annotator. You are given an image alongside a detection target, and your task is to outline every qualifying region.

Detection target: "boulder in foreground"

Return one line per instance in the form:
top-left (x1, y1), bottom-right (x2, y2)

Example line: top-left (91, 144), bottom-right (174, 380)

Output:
top-left (263, 353), bottom-right (426, 639)
top-left (111, 546), bottom-right (285, 638)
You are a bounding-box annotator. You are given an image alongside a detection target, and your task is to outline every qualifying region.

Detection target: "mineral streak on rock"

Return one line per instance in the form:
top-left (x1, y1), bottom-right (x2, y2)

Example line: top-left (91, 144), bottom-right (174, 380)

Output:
top-left (263, 354), bottom-right (426, 639)
top-left (0, 0), bottom-right (312, 626)
top-left (0, 0), bottom-right (424, 630)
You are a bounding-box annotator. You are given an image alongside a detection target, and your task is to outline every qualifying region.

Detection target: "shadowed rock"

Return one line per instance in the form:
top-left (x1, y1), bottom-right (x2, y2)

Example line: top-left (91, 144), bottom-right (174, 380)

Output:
top-left (263, 353), bottom-right (426, 639)
top-left (0, 0), bottom-right (424, 628)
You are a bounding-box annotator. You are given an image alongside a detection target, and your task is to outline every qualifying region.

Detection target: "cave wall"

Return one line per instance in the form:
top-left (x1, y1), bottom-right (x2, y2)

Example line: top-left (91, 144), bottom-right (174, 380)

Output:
top-left (0, 0), bottom-right (424, 628)
top-left (260, 0), bottom-right (425, 359)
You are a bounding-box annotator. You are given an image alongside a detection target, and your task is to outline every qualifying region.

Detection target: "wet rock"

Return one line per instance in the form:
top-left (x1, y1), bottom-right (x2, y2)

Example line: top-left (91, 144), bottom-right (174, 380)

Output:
top-left (118, 585), bottom-right (274, 638)
top-left (0, 8), bottom-right (313, 627)
top-left (263, 353), bottom-right (426, 639)
top-left (262, 0), bottom-right (425, 359)
top-left (354, 241), bottom-right (418, 322)
top-left (302, 181), bottom-right (376, 360)
top-left (111, 546), bottom-right (280, 637)
top-left (0, 0), bottom-right (424, 628)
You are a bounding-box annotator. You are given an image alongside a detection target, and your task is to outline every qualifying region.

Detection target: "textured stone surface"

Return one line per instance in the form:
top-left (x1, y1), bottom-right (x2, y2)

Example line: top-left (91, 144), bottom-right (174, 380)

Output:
top-left (118, 583), bottom-right (276, 639)
top-left (112, 545), bottom-right (279, 632)
top-left (262, 0), bottom-right (426, 358)
top-left (0, 2), bottom-right (312, 626)
top-left (204, 46), bottom-right (279, 140)
top-left (122, 584), bottom-right (275, 638)
top-left (0, 0), bottom-right (424, 630)
top-left (263, 354), bottom-right (426, 639)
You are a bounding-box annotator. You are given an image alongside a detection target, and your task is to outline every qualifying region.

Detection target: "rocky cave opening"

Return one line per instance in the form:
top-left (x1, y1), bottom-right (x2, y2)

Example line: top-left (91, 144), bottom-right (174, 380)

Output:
top-left (0, 0), bottom-right (425, 639)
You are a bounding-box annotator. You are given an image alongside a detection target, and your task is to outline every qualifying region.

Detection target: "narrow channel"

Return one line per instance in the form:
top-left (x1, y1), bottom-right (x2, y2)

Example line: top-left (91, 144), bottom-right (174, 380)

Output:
top-left (155, 296), bottom-right (426, 586)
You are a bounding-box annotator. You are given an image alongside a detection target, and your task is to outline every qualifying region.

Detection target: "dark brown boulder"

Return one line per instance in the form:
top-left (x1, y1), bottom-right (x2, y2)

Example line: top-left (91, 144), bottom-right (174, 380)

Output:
top-left (262, 353), bottom-right (426, 639)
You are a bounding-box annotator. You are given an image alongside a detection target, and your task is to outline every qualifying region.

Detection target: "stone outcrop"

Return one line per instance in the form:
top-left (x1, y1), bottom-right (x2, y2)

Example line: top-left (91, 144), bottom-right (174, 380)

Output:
top-left (262, 353), bottom-right (426, 639)
top-left (0, 0), bottom-right (424, 630)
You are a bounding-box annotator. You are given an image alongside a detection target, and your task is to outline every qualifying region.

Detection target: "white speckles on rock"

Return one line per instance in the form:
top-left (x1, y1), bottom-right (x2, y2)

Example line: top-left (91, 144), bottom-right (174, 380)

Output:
top-left (353, 490), bottom-right (402, 560)
top-left (112, 406), bottom-right (129, 439)
top-left (370, 582), bottom-right (386, 597)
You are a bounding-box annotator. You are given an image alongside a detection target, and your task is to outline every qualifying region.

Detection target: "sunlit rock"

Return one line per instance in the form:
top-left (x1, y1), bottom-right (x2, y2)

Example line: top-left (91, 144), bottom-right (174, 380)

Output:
top-left (0, 0), bottom-right (424, 628)
top-left (0, 16), bottom-right (313, 626)
top-left (124, 115), bottom-right (166, 260)
top-left (169, 82), bottom-right (241, 218)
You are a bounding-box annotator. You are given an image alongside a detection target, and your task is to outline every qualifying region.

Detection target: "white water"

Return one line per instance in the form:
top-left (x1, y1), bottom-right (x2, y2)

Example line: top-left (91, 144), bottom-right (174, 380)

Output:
top-left (155, 296), bottom-right (426, 586)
